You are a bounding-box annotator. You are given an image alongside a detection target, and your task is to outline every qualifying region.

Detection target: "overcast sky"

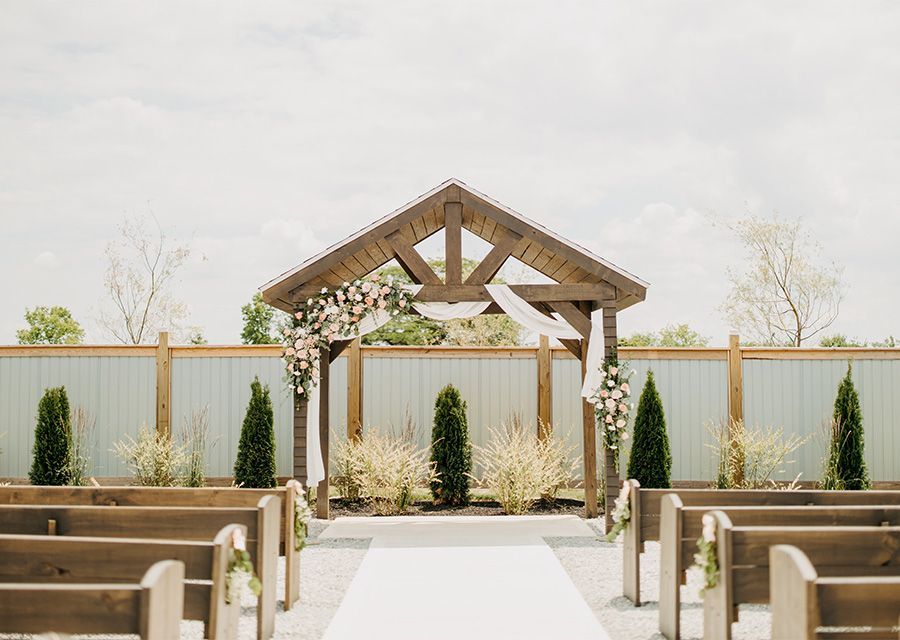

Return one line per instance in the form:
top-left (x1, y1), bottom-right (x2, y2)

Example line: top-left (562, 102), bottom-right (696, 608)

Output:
top-left (2, 2), bottom-right (898, 345)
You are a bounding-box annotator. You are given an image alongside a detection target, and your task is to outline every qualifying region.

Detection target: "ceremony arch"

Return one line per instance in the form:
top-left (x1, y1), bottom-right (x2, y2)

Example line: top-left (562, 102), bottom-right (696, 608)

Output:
top-left (261, 179), bottom-right (647, 524)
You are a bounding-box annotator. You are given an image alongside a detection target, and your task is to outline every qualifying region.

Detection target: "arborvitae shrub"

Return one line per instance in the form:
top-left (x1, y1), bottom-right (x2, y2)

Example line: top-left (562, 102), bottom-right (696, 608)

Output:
top-left (29, 386), bottom-right (73, 485)
top-left (234, 378), bottom-right (277, 488)
top-left (430, 384), bottom-right (472, 505)
top-left (626, 371), bottom-right (672, 488)
top-left (823, 363), bottom-right (870, 490)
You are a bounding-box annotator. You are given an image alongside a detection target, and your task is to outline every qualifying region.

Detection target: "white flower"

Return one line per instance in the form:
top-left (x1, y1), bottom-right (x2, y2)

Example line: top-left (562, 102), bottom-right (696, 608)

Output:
top-left (611, 389), bottom-right (623, 400)
top-left (320, 287), bottom-right (328, 294)
top-left (701, 514), bottom-right (716, 543)
top-left (618, 481), bottom-right (630, 502)
top-left (607, 380), bottom-right (615, 388)
top-left (604, 398), bottom-right (616, 409)
top-left (598, 370), bottom-right (607, 379)
top-left (621, 431), bottom-right (629, 440)
top-left (616, 419), bottom-right (625, 429)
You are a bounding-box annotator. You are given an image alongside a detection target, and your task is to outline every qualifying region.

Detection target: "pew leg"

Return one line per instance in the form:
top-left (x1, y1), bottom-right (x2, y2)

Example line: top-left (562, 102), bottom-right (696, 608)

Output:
top-left (703, 582), bottom-right (732, 640)
top-left (659, 496), bottom-right (682, 639)
top-left (622, 522), bottom-right (641, 605)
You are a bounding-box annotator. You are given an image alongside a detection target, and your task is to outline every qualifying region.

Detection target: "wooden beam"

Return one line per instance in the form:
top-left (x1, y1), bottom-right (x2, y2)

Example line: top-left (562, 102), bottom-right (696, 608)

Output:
top-left (728, 334), bottom-right (744, 425)
top-left (464, 228), bottom-right (522, 285)
top-left (444, 202), bottom-right (462, 285)
top-left (317, 346), bottom-right (331, 520)
top-left (549, 301), bottom-right (592, 339)
top-left (558, 338), bottom-right (581, 359)
top-left (292, 282), bottom-right (614, 304)
top-left (329, 338), bottom-right (354, 362)
top-left (347, 339), bottom-right (362, 441)
top-left (581, 333), bottom-right (598, 519)
top-left (155, 332), bottom-right (171, 438)
top-left (386, 230), bottom-right (441, 285)
top-left (537, 335), bottom-right (552, 437)
top-left (602, 306), bottom-right (618, 529)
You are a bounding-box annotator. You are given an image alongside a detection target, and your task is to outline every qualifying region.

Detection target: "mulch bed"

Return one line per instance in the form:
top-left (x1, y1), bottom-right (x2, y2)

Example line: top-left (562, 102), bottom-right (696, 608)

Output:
top-left (322, 497), bottom-right (597, 519)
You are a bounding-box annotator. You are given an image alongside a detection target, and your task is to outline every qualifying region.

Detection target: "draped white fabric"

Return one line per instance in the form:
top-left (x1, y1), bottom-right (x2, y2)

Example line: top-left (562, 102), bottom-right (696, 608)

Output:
top-left (305, 282), bottom-right (606, 486)
top-left (307, 308), bottom-right (397, 487)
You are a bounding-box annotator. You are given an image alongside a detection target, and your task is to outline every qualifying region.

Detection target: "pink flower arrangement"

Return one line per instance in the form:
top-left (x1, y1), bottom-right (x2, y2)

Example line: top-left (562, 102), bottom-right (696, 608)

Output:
top-left (589, 352), bottom-right (635, 471)
top-left (282, 274), bottom-right (410, 398)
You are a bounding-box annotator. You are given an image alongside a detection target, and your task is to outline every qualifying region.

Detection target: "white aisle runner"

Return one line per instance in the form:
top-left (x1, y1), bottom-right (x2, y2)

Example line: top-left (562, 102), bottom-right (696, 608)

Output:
top-left (320, 515), bottom-right (611, 640)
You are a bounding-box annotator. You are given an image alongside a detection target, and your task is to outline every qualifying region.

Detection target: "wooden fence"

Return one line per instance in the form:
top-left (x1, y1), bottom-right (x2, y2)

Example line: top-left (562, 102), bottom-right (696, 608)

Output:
top-left (1, 334), bottom-right (898, 482)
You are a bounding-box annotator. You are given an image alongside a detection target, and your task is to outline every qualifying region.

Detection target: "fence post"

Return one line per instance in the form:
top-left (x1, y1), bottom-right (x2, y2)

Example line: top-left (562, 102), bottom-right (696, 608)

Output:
top-left (347, 338), bottom-right (362, 441)
top-left (727, 334), bottom-right (743, 425)
top-left (537, 335), bottom-right (552, 438)
top-left (156, 332), bottom-right (171, 438)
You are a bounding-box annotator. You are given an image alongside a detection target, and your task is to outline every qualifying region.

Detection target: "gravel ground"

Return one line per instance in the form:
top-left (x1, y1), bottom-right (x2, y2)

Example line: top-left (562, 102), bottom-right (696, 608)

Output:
top-left (547, 520), bottom-right (771, 640)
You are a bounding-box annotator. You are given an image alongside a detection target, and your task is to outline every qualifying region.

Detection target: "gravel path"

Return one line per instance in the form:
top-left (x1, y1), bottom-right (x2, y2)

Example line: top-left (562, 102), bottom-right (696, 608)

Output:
top-left (547, 520), bottom-right (772, 640)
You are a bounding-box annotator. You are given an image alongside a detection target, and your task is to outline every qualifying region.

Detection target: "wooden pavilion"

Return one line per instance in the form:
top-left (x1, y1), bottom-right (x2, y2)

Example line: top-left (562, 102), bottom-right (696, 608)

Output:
top-left (261, 178), bottom-right (648, 523)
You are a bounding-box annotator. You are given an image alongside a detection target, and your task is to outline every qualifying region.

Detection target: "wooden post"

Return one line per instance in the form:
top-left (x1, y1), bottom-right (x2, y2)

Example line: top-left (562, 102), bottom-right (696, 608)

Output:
top-left (581, 333), bottom-right (599, 520)
top-left (293, 397), bottom-right (307, 481)
top-left (155, 332), bottom-right (171, 438)
top-left (537, 335), bottom-right (552, 438)
top-left (603, 306), bottom-right (619, 530)
top-left (727, 334), bottom-right (743, 424)
top-left (347, 339), bottom-right (362, 441)
top-left (444, 201), bottom-right (463, 285)
top-left (316, 347), bottom-right (331, 520)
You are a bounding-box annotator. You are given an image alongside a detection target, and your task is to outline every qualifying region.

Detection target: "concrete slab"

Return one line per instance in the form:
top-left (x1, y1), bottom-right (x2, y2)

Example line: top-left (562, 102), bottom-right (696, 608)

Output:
top-left (321, 516), bottom-right (610, 640)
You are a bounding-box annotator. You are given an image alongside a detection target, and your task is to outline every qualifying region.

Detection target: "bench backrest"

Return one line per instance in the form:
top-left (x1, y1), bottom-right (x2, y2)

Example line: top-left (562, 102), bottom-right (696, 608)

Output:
top-left (770, 544), bottom-right (900, 639)
top-left (0, 525), bottom-right (241, 640)
top-left (0, 559), bottom-right (185, 640)
top-left (628, 479), bottom-right (900, 543)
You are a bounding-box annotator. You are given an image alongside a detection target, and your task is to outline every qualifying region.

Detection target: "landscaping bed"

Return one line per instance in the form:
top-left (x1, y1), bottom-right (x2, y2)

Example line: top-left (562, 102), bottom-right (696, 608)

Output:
top-left (327, 496), bottom-right (591, 518)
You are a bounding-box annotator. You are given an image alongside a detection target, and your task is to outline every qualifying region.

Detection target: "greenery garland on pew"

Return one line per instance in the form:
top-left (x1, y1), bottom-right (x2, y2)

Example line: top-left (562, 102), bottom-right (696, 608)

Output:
top-left (226, 529), bottom-right (262, 604)
top-left (294, 485), bottom-right (313, 551)
top-left (692, 513), bottom-right (719, 593)
top-left (604, 481), bottom-right (632, 542)
top-left (282, 274), bottom-right (411, 398)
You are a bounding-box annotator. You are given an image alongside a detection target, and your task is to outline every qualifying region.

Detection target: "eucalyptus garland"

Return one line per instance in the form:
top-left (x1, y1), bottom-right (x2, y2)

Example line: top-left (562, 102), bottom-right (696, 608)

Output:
top-left (225, 529), bottom-right (262, 605)
top-left (604, 481), bottom-right (632, 542)
top-left (294, 487), bottom-right (313, 552)
top-left (691, 513), bottom-right (719, 592)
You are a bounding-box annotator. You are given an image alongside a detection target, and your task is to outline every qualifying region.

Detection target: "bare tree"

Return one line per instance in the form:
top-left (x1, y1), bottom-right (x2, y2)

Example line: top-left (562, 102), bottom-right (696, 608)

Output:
top-left (99, 214), bottom-right (192, 344)
top-left (721, 214), bottom-right (843, 346)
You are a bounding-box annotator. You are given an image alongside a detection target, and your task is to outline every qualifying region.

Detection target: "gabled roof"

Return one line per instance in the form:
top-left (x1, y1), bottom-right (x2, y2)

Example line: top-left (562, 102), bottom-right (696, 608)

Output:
top-left (261, 178), bottom-right (648, 312)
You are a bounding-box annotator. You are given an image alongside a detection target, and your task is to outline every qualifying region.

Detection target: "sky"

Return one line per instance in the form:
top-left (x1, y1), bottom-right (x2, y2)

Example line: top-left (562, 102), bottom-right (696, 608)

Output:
top-left (1, 1), bottom-right (899, 346)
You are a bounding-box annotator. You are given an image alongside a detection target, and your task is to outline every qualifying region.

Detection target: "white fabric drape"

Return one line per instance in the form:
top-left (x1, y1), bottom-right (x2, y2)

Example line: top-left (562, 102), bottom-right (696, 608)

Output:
top-left (307, 308), bottom-right (397, 487)
top-left (305, 283), bottom-right (607, 486)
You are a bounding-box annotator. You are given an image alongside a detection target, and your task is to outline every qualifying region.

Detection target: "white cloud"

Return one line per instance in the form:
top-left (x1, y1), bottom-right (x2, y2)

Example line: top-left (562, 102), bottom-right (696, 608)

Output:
top-left (1, 1), bottom-right (898, 344)
top-left (33, 251), bottom-right (59, 268)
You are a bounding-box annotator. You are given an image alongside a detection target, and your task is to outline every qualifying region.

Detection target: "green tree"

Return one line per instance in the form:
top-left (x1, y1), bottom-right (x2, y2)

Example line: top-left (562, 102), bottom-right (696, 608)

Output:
top-left (234, 378), bottom-right (277, 488)
top-left (363, 259), bottom-right (522, 346)
top-left (872, 335), bottom-right (897, 348)
top-left (241, 292), bottom-right (288, 345)
top-left (822, 363), bottom-right (870, 490)
top-left (618, 331), bottom-right (656, 347)
top-left (29, 386), bottom-right (73, 485)
top-left (16, 306), bottom-right (84, 344)
top-left (430, 385), bottom-right (472, 505)
top-left (626, 371), bottom-right (672, 488)
top-left (819, 334), bottom-right (866, 347)
top-left (619, 324), bottom-right (708, 347)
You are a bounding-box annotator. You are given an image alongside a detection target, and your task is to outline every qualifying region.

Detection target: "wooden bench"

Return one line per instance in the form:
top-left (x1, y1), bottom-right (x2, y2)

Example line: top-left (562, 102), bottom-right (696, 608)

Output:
top-left (770, 545), bottom-right (900, 639)
top-left (0, 525), bottom-right (242, 640)
top-left (0, 559), bottom-right (184, 640)
top-left (0, 479), bottom-right (303, 611)
top-left (658, 497), bottom-right (900, 639)
top-left (619, 479), bottom-right (900, 605)
top-left (0, 499), bottom-right (279, 640)
top-left (703, 511), bottom-right (900, 640)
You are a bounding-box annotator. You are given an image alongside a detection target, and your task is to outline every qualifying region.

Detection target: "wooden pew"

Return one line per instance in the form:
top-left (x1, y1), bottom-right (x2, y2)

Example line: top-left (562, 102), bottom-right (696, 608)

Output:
top-left (0, 479), bottom-right (303, 611)
top-left (770, 545), bottom-right (900, 640)
top-left (702, 511), bottom-right (900, 640)
top-left (0, 559), bottom-right (184, 640)
top-left (0, 526), bottom-right (242, 640)
top-left (0, 498), bottom-right (279, 640)
top-left (658, 497), bottom-right (900, 639)
top-left (619, 479), bottom-right (900, 605)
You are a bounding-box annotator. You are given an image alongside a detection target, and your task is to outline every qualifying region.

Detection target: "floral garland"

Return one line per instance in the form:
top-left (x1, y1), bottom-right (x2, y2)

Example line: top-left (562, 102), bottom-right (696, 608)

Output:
top-left (282, 274), bottom-right (411, 398)
top-left (293, 485), bottom-right (313, 551)
top-left (225, 528), bottom-right (262, 605)
top-left (691, 513), bottom-right (719, 593)
top-left (604, 481), bottom-right (632, 542)
top-left (590, 351), bottom-right (635, 470)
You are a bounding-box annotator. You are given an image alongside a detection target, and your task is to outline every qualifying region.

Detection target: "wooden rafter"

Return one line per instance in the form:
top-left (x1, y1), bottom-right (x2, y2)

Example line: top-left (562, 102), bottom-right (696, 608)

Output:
top-left (290, 282), bottom-right (614, 305)
top-left (548, 301), bottom-right (592, 339)
top-left (385, 230), bottom-right (441, 285)
top-left (444, 202), bottom-right (462, 285)
top-left (464, 227), bottom-right (523, 285)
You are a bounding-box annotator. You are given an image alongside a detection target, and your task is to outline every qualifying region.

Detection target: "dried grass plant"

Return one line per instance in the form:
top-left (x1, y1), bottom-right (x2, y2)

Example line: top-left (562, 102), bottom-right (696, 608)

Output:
top-left (179, 405), bottom-right (211, 487)
top-left (707, 419), bottom-right (808, 489)
top-left (67, 406), bottom-right (96, 486)
top-left (114, 424), bottom-right (188, 487)
top-left (476, 414), bottom-right (578, 514)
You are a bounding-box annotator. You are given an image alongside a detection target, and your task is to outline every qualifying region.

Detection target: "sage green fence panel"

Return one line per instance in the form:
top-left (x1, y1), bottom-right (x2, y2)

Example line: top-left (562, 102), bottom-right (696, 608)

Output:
top-left (171, 356), bottom-right (296, 478)
top-left (552, 356), bottom-right (729, 482)
top-left (743, 358), bottom-right (900, 482)
top-left (0, 356), bottom-right (156, 478)
top-left (360, 356), bottom-right (537, 477)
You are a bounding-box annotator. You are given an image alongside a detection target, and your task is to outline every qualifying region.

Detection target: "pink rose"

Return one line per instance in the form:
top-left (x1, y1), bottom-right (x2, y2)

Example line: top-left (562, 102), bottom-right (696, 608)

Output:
top-left (327, 333), bottom-right (336, 342)
top-left (619, 403), bottom-right (627, 413)
top-left (609, 366), bottom-right (619, 376)
top-left (297, 386), bottom-right (304, 395)
top-left (600, 389), bottom-right (609, 398)
top-left (348, 286), bottom-right (357, 295)
top-left (365, 296), bottom-right (374, 306)
top-left (621, 383), bottom-right (630, 394)
top-left (336, 292), bottom-right (346, 302)
top-left (353, 305), bottom-right (363, 314)
top-left (605, 414), bottom-right (614, 424)
top-left (295, 311), bottom-right (303, 320)
top-left (378, 300), bottom-right (387, 309)
top-left (297, 349), bottom-right (308, 359)
top-left (381, 286), bottom-right (390, 295)
top-left (352, 315), bottom-right (360, 322)
top-left (361, 282), bottom-right (372, 293)
top-left (285, 347), bottom-right (295, 356)
top-left (398, 299), bottom-right (406, 307)
top-left (313, 322), bottom-right (321, 329)
top-left (299, 361), bottom-right (309, 370)
top-left (372, 274), bottom-right (381, 281)
top-left (318, 312), bottom-right (327, 322)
